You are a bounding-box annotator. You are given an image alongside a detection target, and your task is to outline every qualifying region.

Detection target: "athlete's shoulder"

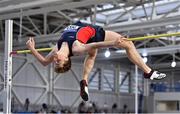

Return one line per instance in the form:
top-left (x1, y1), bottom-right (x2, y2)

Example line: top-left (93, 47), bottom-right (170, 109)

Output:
top-left (73, 21), bottom-right (91, 27)
top-left (73, 21), bottom-right (85, 26)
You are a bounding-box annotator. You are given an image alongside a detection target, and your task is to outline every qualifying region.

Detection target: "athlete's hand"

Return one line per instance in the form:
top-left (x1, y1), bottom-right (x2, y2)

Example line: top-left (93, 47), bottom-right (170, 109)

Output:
top-left (26, 37), bottom-right (35, 50)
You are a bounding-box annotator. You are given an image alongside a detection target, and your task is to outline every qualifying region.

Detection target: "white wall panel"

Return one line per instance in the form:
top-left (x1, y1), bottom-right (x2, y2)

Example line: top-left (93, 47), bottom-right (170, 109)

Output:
top-left (55, 90), bottom-right (80, 106)
top-left (13, 64), bottom-right (45, 85)
top-left (0, 54), bottom-right (154, 112)
top-left (13, 86), bottom-right (46, 104)
top-left (0, 54), bottom-right (137, 111)
top-left (54, 71), bottom-right (79, 89)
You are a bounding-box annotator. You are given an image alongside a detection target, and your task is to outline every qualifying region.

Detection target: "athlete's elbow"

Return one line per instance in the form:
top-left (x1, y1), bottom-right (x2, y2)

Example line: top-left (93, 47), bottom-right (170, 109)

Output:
top-left (40, 61), bottom-right (49, 66)
top-left (42, 63), bottom-right (48, 66)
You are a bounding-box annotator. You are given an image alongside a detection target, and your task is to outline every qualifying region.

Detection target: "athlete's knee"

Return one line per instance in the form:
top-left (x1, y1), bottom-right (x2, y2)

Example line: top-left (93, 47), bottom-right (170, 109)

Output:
top-left (124, 41), bottom-right (134, 50)
top-left (126, 40), bottom-right (134, 47)
top-left (115, 38), bottom-right (134, 49)
top-left (88, 49), bottom-right (97, 59)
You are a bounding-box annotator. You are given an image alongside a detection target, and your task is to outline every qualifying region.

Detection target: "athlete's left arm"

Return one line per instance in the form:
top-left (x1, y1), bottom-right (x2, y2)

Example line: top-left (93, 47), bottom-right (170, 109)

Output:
top-left (73, 40), bottom-right (117, 55)
top-left (73, 37), bottom-right (128, 55)
top-left (85, 40), bottom-right (116, 49)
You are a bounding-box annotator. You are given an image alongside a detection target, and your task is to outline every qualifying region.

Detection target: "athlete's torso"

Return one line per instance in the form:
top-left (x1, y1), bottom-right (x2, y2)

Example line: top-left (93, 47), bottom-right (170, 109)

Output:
top-left (57, 21), bottom-right (105, 57)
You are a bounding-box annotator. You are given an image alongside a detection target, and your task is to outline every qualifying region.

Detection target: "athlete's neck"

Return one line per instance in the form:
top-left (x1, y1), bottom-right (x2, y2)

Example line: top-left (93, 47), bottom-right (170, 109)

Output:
top-left (58, 42), bottom-right (69, 57)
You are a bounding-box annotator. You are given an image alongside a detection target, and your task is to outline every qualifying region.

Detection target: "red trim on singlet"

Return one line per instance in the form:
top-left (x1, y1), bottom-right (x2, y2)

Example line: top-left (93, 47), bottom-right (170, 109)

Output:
top-left (76, 26), bottom-right (95, 43)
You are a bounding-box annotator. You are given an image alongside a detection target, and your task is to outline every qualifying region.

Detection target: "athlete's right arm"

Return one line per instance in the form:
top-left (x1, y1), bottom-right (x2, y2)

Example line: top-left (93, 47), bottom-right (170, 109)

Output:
top-left (26, 37), bottom-right (55, 66)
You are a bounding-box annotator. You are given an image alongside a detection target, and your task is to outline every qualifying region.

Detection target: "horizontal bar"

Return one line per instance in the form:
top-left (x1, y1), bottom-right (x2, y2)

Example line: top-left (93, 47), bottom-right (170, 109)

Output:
top-left (11, 48), bottom-right (52, 55)
top-left (128, 32), bottom-right (180, 41)
top-left (11, 32), bottom-right (180, 54)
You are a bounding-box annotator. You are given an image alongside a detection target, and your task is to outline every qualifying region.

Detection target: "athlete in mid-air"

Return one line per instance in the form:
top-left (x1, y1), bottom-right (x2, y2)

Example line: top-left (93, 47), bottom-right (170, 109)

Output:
top-left (26, 21), bottom-right (166, 101)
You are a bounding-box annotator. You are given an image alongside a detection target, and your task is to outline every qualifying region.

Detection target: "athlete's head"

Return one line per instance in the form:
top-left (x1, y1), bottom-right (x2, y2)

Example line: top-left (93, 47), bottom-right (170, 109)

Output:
top-left (54, 53), bottom-right (71, 73)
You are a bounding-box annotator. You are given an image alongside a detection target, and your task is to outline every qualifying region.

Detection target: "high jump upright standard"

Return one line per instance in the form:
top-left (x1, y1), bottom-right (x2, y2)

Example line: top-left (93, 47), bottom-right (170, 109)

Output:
top-left (3, 20), bottom-right (13, 113)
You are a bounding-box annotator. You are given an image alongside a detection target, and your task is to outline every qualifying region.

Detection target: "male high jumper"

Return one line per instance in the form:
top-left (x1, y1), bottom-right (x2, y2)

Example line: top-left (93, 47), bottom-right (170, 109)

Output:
top-left (26, 21), bottom-right (166, 101)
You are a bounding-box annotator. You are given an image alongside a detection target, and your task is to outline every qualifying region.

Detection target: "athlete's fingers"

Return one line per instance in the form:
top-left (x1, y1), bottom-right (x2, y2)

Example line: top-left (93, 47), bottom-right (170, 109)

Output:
top-left (31, 37), bottom-right (34, 43)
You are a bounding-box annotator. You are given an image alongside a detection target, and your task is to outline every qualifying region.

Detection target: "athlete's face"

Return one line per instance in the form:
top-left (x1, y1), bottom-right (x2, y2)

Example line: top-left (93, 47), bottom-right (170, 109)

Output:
top-left (53, 53), bottom-right (68, 67)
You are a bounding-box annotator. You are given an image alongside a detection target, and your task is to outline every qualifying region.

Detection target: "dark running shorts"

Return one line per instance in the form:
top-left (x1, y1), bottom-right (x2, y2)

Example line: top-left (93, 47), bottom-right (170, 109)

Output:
top-left (77, 26), bottom-right (105, 44)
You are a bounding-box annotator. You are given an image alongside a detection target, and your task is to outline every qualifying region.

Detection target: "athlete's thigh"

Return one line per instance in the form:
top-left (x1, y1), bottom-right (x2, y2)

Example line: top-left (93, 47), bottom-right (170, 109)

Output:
top-left (104, 30), bottom-right (123, 42)
top-left (104, 30), bottom-right (132, 48)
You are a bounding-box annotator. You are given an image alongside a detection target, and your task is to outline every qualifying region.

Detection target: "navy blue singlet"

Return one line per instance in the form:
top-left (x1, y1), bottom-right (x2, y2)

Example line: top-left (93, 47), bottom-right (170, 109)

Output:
top-left (57, 21), bottom-right (105, 57)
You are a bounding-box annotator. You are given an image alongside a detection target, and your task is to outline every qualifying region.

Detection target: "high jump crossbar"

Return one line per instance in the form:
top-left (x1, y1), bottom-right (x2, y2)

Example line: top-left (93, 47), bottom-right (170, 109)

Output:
top-left (11, 32), bottom-right (180, 54)
top-left (128, 32), bottom-right (180, 41)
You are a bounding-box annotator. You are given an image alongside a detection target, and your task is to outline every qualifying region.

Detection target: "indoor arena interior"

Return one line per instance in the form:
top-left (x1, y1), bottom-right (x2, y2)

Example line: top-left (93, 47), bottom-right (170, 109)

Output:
top-left (1, 0), bottom-right (180, 114)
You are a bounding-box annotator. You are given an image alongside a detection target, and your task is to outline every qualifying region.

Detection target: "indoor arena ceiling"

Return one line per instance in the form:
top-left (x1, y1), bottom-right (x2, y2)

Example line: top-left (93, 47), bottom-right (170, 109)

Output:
top-left (0, 0), bottom-right (180, 68)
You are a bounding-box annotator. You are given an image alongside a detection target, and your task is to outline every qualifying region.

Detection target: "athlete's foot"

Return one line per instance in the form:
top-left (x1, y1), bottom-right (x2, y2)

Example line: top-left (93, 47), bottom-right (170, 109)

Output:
top-left (144, 70), bottom-right (166, 80)
top-left (80, 80), bottom-right (89, 101)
